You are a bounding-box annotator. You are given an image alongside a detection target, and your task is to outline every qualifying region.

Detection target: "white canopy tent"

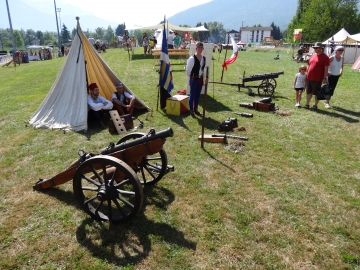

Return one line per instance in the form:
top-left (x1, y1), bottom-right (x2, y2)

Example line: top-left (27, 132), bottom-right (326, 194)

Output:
top-left (322, 28), bottom-right (350, 44)
top-left (321, 28), bottom-right (360, 63)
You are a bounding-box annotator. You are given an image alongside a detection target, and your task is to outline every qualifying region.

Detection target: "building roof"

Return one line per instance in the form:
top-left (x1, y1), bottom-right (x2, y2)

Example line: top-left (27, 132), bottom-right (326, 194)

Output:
top-left (240, 27), bottom-right (273, 31)
top-left (227, 29), bottom-right (239, 33)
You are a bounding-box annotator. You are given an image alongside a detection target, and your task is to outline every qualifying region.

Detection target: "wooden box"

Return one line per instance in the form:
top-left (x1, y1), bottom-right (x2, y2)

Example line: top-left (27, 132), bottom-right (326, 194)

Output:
top-left (166, 95), bottom-right (190, 115)
top-left (253, 101), bottom-right (275, 112)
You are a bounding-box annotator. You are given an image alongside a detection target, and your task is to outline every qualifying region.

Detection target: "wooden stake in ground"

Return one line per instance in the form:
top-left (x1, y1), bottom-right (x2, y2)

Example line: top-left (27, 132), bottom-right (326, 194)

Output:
top-left (201, 66), bottom-right (209, 148)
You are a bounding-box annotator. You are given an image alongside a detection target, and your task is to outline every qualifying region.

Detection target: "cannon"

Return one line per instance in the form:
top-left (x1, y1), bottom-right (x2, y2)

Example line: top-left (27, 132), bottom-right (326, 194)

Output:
top-left (210, 71), bottom-right (284, 96)
top-left (33, 128), bottom-right (174, 224)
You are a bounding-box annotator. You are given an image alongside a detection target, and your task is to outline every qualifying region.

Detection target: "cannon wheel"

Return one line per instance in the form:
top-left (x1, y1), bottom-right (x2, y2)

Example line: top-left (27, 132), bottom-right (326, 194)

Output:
top-left (73, 156), bottom-right (143, 224)
top-left (258, 82), bottom-right (275, 97)
top-left (117, 133), bottom-right (168, 185)
top-left (261, 78), bottom-right (277, 89)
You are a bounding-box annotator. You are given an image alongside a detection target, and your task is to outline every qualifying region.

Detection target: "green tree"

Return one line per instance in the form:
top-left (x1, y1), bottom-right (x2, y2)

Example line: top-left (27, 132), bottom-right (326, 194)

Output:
top-left (72, 28), bottom-right (77, 39)
top-left (25, 29), bottom-right (36, 46)
top-left (43, 31), bottom-right (57, 46)
top-left (94, 27), bottom-right (105, 40)
top-left (270, 22), bottom-right (283, 40)
top-left (206, 21), bottom-right (227, 43)
top-left (285, 0), bottom-right (360, 42)
top-left (115, 24), bottom-right (126, 36)
top-left (0, 28), bottom-right (11, 48)
top-left (61, 24), bottom-right (71, 43)
top-left (36, 30), bottom-right (43, 45)
top-left (13, 30), bottom-right (24, 48)
top-left (104, 26), bottom-right (114, 42)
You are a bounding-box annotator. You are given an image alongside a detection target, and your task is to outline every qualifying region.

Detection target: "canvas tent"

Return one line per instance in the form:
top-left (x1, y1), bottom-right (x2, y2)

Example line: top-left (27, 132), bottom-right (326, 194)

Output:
top-left (321, 28), bottom-right (360, 63)
top-left (322, 28), bottom-right (350, 44)
top-left (29, 18), bottom-right (149, 132)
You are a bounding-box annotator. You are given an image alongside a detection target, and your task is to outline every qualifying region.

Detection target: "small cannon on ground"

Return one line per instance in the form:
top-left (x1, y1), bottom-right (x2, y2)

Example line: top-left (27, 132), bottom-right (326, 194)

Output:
top-left (210, 71), bottom-right (284, 96)
top-left (34, 128), bottom-right (174, 224)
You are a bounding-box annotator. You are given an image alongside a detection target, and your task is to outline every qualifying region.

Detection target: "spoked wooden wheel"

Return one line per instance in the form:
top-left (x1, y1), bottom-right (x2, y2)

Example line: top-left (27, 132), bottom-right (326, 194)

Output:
top-left (258, 82), bottom-right (275, 97)
top-left (117, 133), bottom-right (168, 185)
top-left (261, 78), bottom-right (277, 89)
top-left (73, 156), bottom-right (143, 224)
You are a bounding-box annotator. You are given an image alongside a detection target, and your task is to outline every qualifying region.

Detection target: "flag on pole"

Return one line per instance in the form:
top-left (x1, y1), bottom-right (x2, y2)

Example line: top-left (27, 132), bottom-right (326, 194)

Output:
top-left (330, 35), bottom-right (335, 54)
top-left (222, 35), bottom-right (238, 71)
top-left (159, 23), bottom-right (174, 93)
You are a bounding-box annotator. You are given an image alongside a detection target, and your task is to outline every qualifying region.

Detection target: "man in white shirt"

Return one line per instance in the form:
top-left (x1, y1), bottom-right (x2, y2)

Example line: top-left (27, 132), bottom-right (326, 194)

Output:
top-left (167, 31), bottom-right (175, 49)
top-left (87, 83), bottom-right (113, 128)
top-left (185, 42), bottom-right (206, 117)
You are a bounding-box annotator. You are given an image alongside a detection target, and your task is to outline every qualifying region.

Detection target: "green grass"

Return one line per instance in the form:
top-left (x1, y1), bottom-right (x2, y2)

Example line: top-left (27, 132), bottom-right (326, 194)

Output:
top-left (0, 46), bottom-right (359, 269)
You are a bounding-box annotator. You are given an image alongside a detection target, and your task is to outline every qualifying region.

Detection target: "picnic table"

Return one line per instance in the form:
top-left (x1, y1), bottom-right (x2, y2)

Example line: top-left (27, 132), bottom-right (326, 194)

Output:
top-left (152, 49), bottom-right (189, 68)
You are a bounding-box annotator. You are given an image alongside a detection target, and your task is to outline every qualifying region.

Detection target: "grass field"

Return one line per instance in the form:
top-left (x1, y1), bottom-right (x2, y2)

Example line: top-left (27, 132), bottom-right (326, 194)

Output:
top-left (0, 46), bottom-right (359, 269)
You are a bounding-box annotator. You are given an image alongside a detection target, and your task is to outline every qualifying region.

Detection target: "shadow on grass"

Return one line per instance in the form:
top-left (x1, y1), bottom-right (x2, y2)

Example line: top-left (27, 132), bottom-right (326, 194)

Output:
top-left (160, 95), bottom-right (231, 130)
top-left (333, 106), bottom-right (360, 118)
top-left (81, 109), bottom-right (150, 140)
top-left (315, 107), bottom-right (359, 123)
top-left (75, 185), bottom-right (197, 266)
top-left (201, 148), bottom-right (236, 172)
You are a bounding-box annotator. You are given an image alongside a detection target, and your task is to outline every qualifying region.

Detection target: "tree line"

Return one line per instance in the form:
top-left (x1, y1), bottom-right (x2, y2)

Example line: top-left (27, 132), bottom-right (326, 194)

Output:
top-left (284, 0), bottom-right (360, 43)
top-left (1, 0), bottom-right (359, 50)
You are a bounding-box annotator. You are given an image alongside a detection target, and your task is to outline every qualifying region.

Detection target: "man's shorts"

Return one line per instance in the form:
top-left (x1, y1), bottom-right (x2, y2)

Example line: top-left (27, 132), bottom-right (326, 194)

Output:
top-left (306, 80), bottom-right (321, 95)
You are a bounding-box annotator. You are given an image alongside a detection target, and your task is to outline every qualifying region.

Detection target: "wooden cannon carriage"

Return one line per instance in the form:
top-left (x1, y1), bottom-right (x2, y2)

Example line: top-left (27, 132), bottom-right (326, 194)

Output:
top-left (211, 71), bottom-right (284, 96)
top-left (33, 128), bottom-right (174, 224)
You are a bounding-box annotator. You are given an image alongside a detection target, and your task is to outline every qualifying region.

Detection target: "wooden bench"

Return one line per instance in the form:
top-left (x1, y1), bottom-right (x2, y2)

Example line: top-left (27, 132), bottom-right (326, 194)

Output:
top-left (152, 50), bottom-right (189, 68)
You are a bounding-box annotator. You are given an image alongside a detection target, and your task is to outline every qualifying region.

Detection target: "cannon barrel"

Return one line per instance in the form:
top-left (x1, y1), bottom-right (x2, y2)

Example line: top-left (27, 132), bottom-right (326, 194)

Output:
top-left (101, 128), bottom-right (174, 155)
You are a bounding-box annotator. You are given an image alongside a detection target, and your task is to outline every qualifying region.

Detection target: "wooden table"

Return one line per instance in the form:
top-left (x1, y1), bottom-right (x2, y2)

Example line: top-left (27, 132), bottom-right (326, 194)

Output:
top-left (152, 50), bottom-right (189, 69)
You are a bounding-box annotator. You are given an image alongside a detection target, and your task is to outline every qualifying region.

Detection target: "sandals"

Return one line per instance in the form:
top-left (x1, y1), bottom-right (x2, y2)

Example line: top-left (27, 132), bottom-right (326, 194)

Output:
top-left (304, 105), bottom-right (310, 109)
top-left (311, 105), bottom-right (318, 110)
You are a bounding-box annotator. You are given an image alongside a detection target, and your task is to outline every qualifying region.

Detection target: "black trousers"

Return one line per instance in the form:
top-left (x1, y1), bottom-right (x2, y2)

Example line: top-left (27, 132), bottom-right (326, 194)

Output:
top-left (88, 109), bottom-right (104, 122)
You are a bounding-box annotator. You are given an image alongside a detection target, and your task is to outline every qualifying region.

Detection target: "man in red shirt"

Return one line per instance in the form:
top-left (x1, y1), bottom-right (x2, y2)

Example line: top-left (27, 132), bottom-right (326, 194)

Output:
top-left (305, 42), bottom-right (329, 110)
top-left (15, 50), bottom-right (20, 66)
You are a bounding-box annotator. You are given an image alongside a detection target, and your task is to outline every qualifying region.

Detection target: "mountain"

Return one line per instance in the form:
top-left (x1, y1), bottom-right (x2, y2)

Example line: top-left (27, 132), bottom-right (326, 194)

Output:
top-left (0, 0), bottom-right (118, 32)
top-left (168, 0), bottom-right (298, 31)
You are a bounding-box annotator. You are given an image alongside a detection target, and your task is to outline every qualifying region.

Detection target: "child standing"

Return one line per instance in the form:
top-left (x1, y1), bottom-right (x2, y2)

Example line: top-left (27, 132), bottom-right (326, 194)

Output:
top-left (293, 65), bottom-right (307, 107)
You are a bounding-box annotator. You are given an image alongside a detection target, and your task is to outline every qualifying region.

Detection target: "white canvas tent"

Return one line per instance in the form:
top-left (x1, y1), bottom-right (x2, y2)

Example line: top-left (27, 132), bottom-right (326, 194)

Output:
top-left (322, 28), bottom-right (350, 44)
top-left (321, 28), bottom-right (360, 63)
top-left (29, 18), bottom-right (149, 132)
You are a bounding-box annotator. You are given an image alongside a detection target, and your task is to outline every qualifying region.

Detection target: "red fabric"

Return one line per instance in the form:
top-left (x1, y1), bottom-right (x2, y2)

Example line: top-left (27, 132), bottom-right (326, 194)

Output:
top-left (176, 89), bottom-right (187, 95)
top-left (222, 52), bottom-right (238, 70)
top-left (222, 36), bottom-right (239, 71)
top-left (307, 53), bottom-right (330, 82)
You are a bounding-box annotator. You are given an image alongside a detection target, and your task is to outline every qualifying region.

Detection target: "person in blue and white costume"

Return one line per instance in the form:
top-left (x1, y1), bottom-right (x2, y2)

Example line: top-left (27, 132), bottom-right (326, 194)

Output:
top-left (326, 45), bottom-right (344, 109)
top-left (87, 83), bottom-right (113, 128)
top-left (186, 42), bottom-right (206, 118)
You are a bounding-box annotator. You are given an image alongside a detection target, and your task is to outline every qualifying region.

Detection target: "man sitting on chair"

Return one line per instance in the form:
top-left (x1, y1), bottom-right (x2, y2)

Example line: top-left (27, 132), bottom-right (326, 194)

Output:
top-left (87, 82), bottom-right (113, 129)
top-left (112, 82), bottom-right (135, 116)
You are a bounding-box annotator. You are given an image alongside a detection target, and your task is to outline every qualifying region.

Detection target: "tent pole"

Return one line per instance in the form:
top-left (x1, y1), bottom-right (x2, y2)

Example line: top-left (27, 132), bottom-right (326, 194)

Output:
top-left (220, 34), bottom-right (230, 82)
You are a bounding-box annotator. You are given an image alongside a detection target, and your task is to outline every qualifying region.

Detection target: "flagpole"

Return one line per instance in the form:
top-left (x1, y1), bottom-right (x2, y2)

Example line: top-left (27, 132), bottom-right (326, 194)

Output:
top-left (220, 34), bottom-right (230, 82)
top-left (157, 17), bottom-right (165, 111)
top-left (5, 0), bottom-right (16, 64)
